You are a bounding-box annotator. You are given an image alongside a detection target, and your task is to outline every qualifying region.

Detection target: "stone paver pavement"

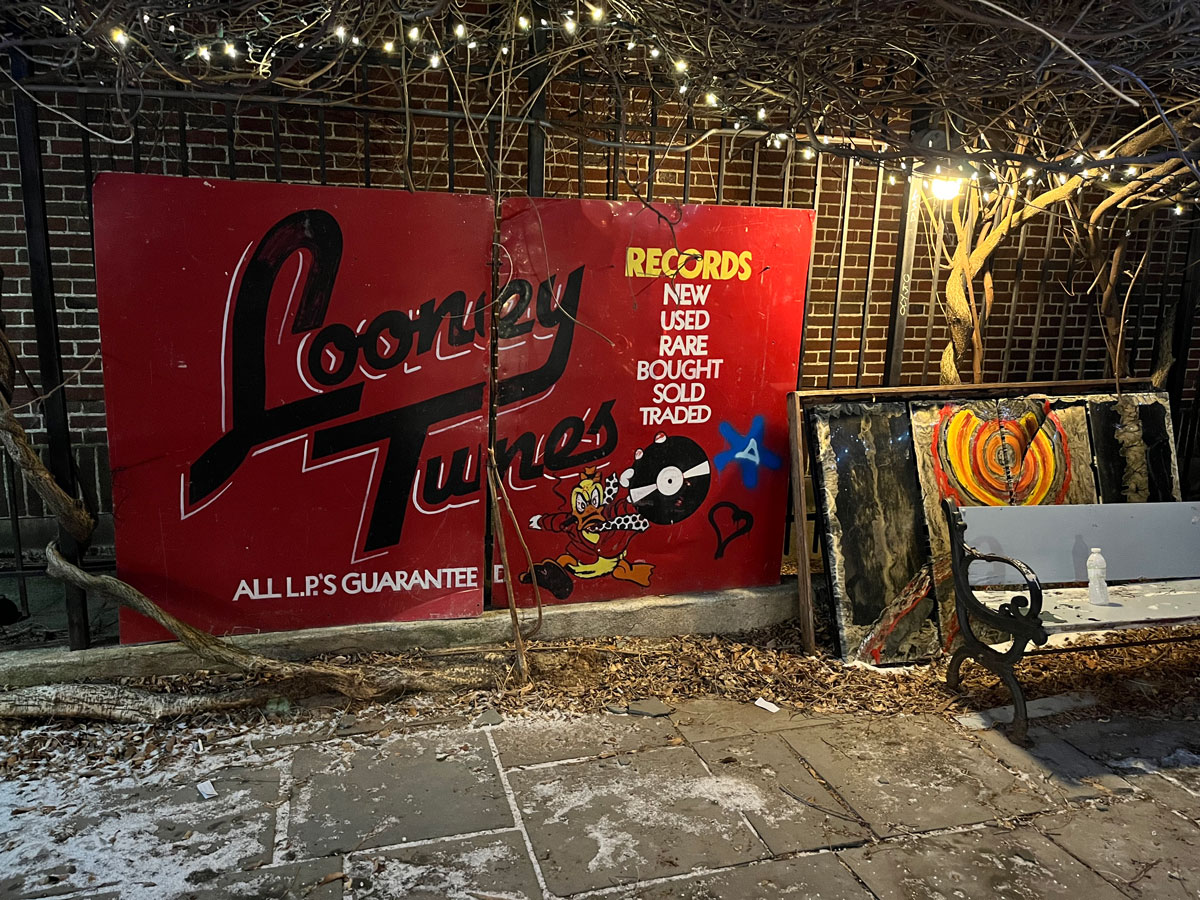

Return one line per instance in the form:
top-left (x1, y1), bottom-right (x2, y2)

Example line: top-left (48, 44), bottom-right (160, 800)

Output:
top-left (2, 702), bottom-right (1199, 898)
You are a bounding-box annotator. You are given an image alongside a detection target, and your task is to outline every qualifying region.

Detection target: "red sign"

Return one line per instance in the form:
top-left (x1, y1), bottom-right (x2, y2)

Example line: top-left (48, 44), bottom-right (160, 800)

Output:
top-left (96, 179), bottom-right (812, 641)
top-left (494, 199), bottom-right (813, 605)
top-left (94, 175), bottom-right (494, 641)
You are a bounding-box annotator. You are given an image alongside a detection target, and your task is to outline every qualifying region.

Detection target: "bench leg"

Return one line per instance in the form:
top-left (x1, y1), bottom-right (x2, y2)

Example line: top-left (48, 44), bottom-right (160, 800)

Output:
top-left (946, 645), bottom-right (970, 692)
top-left (993, 661), bottom-right (1030, 744)
top-left (946, 646), bottom-right (1031, 745)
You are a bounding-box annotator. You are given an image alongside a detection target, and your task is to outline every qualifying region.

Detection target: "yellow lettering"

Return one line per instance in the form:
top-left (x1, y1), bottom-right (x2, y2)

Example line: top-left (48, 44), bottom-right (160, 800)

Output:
top-left (720, 250), bottom-right (739, 279)
top-left (662, 247), bottom-right (679, 276)
top-left (645, 247), bottom-right (663, 277)
top-left (737, 250), bottom-right (753, 281)
top-left (702, 249), bottom-right (721, 280)
top-left (626, 247), bottom-right (646, 277)
top-left (679, 249), bottom-right (703, 278)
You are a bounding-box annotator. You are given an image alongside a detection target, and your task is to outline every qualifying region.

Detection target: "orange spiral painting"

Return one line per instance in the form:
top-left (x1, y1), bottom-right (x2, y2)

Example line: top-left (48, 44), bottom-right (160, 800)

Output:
top-left (931, 400), bottom-right (1073, 506)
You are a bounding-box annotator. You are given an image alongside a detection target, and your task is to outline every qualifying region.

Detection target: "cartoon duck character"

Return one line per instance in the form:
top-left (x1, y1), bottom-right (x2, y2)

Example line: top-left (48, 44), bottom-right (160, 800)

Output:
top-left (523, 466), bottom-right (653, 599)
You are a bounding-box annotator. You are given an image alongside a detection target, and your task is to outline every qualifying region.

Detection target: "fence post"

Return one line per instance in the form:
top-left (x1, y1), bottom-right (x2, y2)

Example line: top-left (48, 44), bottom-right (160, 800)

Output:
top-left (1167, 219), bottom-right (1200, 423)
top-left (10, 52), bottom-right (91, 649)
top-left (526, 4), bottom-right (549, 197)
top-left (883, 174), bottom-right (918, 386)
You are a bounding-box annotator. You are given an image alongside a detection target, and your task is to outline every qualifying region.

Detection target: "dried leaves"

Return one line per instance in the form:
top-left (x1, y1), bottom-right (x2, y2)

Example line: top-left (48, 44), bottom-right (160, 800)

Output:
top-left (4, 622), bottom-right (1199, 743)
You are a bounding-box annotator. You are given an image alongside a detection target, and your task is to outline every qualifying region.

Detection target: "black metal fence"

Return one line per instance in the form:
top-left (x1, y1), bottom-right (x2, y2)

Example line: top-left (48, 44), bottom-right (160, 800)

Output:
top-left (3, 60), bottom-right (1198, 650)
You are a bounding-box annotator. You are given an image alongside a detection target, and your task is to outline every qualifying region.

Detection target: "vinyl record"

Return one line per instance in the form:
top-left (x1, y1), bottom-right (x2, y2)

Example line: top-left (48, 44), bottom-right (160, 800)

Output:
top-left (626, 435), bottom-right (711, 524)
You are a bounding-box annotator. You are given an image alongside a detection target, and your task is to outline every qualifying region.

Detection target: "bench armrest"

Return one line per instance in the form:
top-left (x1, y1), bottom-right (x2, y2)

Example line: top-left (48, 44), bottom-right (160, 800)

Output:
top-left (941, 498), bottom-right (1049, 647)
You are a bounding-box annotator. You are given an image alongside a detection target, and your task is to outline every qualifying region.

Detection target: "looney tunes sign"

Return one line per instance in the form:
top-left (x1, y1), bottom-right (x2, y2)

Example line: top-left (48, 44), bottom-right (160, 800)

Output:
top-left (95, 178), bottom-right (812, 640)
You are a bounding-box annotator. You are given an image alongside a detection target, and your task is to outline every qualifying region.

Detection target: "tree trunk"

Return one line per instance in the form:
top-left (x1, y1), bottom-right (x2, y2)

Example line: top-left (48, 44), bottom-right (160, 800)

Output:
top-left (0, 683), bottom-right (278, 722)
top-left (43, 543), bottom-right (508, 703)
top-left (939, 260), bottom-right (973, 384)
top-left (0, 398), bottom-right (94, 544)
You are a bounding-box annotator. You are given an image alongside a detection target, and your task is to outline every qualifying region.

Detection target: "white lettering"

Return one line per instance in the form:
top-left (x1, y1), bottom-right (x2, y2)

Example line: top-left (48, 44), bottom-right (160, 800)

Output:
top-left (658, 333), bottom-right (709, 356)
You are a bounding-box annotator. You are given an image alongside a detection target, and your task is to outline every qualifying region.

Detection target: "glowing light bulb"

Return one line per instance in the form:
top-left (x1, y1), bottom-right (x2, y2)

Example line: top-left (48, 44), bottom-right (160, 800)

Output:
top-left (429, 52), bottom-right (440, 67)
top-left (142, 14), bottom-right (149, 23)
top-left (455, 23), bottom-right (466, 38)
top-left (1024, 167), bottom-right (1034, 177)
top-left (518, 15), bottom-right (530, 30)
top-left (772, 137), bottom-right (781, 149)
top-left (705, 92), bottom-right (717, 106)
top-left (351, 35), bottom-right (360, 45)
top-left (627, 40), bottom-right (635, 50)
top-left (757, 107), bottom-right (766, 120)
top-left (591, 5), bottom-right (605, 21)
top-left (1074, 154), bottom-right (1084, 164)
top-left (198, 45), bottom-right (210, 60)
top-left (225, 42), bottom-right (236, 57)
top-left (111, 28), bottom-right (127, 45)
top-left (1126, 166), bottom-right (1137, 176)
top-left (674, 59), bottom-right (687, 72)
top-left (930, 177), bottom-right (961, 200)
top-left (888, 174), bottom-right (896, 185)
top-left (383, 40), bottom-right (394, 52)
top-left (678, 83), bottom-right (687, 94)
top-left (408, 26), bottom-right (420, 41)
top-left (803, 147), bottom-right (814, 160)
top-left (563, 17), bottom-right (576, 34)
top-left (650, 47), bottom-right (660, 58)
top-left (501, 45), bottom-right (509, 55)
top-left (1176, 204), bottom-right (1184, 215)
top-left (467, 40), bottom-right (477, 49)
top-left (168, 25), bottom-right (175, 33)
top-left (335, 25), bottom-right (346, 39)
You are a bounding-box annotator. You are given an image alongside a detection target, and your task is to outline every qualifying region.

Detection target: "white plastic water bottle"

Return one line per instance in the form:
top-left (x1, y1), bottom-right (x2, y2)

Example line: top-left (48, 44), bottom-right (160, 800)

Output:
top-left (1087, 548), bottom-right (1113, 606)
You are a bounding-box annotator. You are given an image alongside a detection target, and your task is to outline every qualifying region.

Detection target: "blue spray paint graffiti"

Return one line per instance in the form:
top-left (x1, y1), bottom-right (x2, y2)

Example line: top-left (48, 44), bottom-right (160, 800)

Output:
top-left (714, 415), bottom-right (782, 489)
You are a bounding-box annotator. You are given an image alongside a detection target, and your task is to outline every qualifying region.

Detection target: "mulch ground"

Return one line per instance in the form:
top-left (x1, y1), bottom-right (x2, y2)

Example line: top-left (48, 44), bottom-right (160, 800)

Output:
top-left (27, 619), bottom-right (1200, 723)
top-left (3, 621), bottom-right (1199, 779)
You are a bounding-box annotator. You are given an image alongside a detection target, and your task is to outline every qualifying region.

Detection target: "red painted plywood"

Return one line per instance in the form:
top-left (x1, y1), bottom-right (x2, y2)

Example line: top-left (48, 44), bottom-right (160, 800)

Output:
top-left (493, 198), bottom-right (813, 604)
top-left (94, 175), bottom-right (494, 641)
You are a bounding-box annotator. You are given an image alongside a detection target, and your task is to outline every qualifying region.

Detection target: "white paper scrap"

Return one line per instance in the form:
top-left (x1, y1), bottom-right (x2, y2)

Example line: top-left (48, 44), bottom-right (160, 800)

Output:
top-left (754, 697), bottom-right (780, 713)
top-left (196, 780), bottom-right (218, 800)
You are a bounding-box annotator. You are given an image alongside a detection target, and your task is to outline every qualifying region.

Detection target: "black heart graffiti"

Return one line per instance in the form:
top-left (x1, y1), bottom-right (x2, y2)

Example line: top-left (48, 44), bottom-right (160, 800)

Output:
top-left (708, 501), bottom-right (754, 559)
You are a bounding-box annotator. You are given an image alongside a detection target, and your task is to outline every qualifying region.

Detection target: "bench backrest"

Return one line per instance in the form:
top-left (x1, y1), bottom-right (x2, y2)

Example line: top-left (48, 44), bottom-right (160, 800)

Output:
top-left (960, 502), bottom-right (1200, 585)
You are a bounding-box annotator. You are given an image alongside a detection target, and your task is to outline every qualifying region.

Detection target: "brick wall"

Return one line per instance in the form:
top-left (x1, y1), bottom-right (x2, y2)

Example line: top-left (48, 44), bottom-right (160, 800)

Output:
top-left (0, 72), bottom-right (1196, 520)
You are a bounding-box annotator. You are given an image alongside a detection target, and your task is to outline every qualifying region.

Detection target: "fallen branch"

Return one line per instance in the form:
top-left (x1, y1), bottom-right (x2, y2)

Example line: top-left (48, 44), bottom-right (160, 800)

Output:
top-left (0, 399), bottom-right (94, 544)
top-left (47, 541), bottom-right (384, 696)
top-left (0, 683), bottom-right (278, 722)
top-left (43, 542), bottom-right (507, 705)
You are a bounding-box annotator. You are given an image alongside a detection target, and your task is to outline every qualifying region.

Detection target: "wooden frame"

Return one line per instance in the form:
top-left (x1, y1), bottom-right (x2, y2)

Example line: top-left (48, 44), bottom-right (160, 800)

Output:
top-left (786, 379), bottom-right (1146, 655)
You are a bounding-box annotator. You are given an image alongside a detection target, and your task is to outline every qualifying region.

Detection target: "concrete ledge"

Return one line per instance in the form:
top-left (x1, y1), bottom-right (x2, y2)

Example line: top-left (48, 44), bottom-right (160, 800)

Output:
top-left (0, 583), bottom-right (798, 688)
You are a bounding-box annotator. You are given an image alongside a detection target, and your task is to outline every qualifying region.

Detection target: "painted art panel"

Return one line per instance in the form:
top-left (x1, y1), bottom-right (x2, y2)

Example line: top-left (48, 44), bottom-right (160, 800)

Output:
top-left (94, 174), bottom-right (495, 641)
top-left (1083, 392), bottom-right (1181, 502)
top-left (494, 198), bottom-right (814, 605)
top-left (910, 397), bottom-right (1098, 649)
top-left (808, 403), bottom-right (938, 664)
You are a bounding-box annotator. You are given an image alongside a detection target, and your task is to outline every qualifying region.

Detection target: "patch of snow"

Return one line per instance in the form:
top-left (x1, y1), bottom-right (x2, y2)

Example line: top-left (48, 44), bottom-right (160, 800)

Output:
top-left (584, 815), bottom-right (642, 872)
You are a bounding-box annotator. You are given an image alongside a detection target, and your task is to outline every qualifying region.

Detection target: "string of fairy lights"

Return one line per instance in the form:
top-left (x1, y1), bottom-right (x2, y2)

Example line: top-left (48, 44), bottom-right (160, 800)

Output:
top-left (16, 1), bottom-right (1200, 217)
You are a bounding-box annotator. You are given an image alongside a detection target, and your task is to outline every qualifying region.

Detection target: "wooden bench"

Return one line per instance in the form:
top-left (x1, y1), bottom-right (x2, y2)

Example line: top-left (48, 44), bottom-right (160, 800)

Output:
top-left (942, 498), bottom-right (1200, 742)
